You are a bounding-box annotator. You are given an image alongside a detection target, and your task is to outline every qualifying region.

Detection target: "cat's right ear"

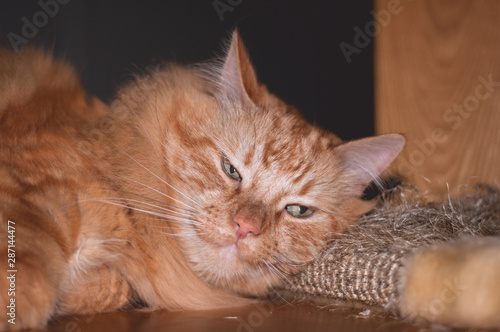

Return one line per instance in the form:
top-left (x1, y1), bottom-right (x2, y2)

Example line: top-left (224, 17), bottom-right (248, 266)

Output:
top-left (216, 29), bottom-right (261, 108)
top-left (336, 134), bottom-right (406, 195)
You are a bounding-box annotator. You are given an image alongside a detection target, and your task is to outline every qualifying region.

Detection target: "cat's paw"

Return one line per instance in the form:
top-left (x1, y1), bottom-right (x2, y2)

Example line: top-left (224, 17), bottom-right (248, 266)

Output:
top-left (56, 264), bottom-right (132, 316)
top-left (398, 237), bottom-right (500, 328)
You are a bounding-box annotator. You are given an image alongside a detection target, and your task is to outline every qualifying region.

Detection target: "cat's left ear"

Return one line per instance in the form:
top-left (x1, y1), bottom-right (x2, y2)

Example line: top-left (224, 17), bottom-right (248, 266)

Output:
top-left (218, 29), bottom-right (261, 107)
top-left (336, 134), bottom-right (406, 195)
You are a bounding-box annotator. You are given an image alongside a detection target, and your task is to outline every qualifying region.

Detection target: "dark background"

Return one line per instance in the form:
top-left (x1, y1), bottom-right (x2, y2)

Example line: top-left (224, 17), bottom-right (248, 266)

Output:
top-left (0, 0), bottom-right (374, 140)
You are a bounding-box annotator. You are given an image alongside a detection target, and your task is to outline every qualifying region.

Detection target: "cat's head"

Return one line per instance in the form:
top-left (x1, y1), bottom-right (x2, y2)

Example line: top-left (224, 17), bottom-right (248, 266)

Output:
top-left (120, 31), bottom-right (405, 296)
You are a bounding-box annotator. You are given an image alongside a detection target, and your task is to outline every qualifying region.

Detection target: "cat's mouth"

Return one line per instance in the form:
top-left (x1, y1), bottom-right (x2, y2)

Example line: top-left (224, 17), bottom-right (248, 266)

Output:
top-left (190, 223), bottom-right (263, 270)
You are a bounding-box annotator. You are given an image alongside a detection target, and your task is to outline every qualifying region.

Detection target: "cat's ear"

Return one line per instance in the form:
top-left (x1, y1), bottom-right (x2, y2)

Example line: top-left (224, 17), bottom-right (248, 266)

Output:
top-left (336, 134), bottom-right (406, 194)
top-left (218, 29), bottom-right (261, 107)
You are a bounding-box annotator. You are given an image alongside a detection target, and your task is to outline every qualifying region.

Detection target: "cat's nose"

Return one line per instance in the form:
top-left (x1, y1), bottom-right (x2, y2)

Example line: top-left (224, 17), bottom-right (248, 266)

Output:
top-left (233, 214), bottom-right (262, 241)
top-left (232, 201), bottom-right (266, 241)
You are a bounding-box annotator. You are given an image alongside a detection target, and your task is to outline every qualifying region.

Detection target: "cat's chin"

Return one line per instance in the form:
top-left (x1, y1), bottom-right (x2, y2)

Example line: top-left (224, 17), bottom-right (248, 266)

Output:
top-left (217, 243), bottom-right (241, 264)
top-left (184, 239), bottom-right (277, 296)
top-left (211, 242), bottom-right (254, 272)
top-left (176, 221), bottom-right (282, 295)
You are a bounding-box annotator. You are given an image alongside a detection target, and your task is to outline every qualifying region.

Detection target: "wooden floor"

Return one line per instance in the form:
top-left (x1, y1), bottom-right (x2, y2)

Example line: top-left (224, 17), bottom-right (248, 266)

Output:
top-left (43, 302), bottom-right (494, 332)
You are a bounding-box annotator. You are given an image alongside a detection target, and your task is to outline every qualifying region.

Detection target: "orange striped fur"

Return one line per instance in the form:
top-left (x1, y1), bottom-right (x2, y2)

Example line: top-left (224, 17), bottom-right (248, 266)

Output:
top-left (0, 31), bottom-right (404, 329)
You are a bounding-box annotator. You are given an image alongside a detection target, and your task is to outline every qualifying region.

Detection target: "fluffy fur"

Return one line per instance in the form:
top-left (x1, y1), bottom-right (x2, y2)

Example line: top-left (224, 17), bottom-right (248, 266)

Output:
top-left (0, 31), bottom-right (404, 329)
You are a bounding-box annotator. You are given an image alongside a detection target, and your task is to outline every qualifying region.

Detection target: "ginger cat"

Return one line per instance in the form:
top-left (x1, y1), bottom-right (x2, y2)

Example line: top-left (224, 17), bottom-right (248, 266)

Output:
top-left (0, 31), bottom-right (405, 329)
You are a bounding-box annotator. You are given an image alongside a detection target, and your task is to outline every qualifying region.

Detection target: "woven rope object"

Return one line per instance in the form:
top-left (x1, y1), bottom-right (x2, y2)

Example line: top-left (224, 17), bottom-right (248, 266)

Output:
top-left (281, 184), bottom-right (500, 308)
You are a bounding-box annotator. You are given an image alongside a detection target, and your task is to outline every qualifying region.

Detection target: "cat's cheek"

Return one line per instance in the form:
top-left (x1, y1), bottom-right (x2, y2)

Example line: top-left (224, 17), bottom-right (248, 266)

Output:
top-left (281, 218), bottom-right (326, 241)
top-left (278, 219), bottom-right (331, 260)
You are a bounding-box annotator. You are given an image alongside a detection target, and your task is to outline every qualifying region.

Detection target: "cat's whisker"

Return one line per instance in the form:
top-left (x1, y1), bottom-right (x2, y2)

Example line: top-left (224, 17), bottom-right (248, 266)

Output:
top-left (148, 212), bottom-right (201, 225)
top-left (119, 185), bottom-right (198, 215)
top-left (270, 259), bottom-right (298, 285)
top-left (150, 224), bottom-right (207, 237)
top-left (230, 267), bottom-right (247, 287)
top-left (121, 180), bottom-right (199, 212)
top-left (114, 169), bottom-right (198, 211)
top-left (258, 265), bottom-right (292, 306)
top-left (264, 260), bottom-right (286, 280)
top-left (156, 216), bottom-right (201, 226)
top-left (263, 260), bottom-right (292, 286)
top-left (74, 180), bottom-right (196, 216)
top-left (272, 253), bottom-right (308, 267)
top-left (85, 196), bottom-right (199, 224)
top-left (158, 231), bottom-right (202, 238)
top-left (106, 196), bottom-right (196, 219)
top-left (87, 198), bottom-right (202, 226)
top-left (148, 213), bottom-right (201, 226)
top-left (260, 263), bottom-right (280, 284)
top-left (256, 265), bottom-right (292, 305)
top-left (106, 141), bottom-right (201, 212)
top-left (126, 151), bottom-right (203, 209)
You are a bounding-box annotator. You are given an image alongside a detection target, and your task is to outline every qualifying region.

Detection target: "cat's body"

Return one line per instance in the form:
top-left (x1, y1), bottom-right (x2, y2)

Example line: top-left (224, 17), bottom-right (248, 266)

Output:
top-left (0, 32), bottom-right (404, 329)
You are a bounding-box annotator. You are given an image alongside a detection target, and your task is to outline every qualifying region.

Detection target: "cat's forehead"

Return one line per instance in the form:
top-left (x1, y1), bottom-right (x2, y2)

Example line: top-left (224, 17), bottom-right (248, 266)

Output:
top-left (244, 110), bottom-right (338, 156)
top-left (215, 108), bottom-right (344, 194)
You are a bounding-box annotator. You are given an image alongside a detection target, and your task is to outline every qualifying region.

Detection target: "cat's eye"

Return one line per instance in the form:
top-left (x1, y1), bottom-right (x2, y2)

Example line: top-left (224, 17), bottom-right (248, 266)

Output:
top-left (285, 204), bottom-right (315, 218)
top-left (222, 157), bottom-right (242, 181)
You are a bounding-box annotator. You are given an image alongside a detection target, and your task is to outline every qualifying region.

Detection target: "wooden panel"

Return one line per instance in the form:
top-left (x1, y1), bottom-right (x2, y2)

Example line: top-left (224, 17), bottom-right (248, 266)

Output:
top-left (375, 0), bottom-right (500, 198)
